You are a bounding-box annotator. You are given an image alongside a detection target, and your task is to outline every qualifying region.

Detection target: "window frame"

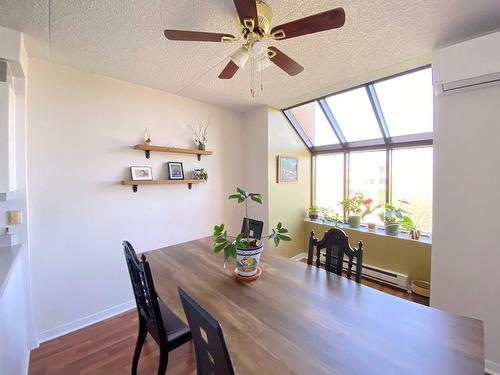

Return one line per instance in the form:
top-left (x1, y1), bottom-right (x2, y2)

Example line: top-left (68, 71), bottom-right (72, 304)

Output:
top-left (282, 65), bottom-right (434, 235)
top-left (312, 145), bottom-right (433, 234)
top-left (282, 65), bottom-right (433, 153)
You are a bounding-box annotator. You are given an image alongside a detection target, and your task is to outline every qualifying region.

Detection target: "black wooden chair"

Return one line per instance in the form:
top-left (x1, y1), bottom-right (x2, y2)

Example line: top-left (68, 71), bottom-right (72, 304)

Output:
top-left (241, 218), bottom-right (264, 240)
top-left (307, 228), bottom-right (364, 283)
top-left (123, 241), bottom-right (192, 375)
top-left (178, 287), bottom-right (235, 375)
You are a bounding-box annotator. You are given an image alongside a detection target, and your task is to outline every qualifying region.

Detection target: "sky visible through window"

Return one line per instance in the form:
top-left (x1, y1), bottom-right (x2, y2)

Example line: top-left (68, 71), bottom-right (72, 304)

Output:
top-left (326, 88), bottom-right (382, 142)
top-left (292, 67), bottom-right (434, 233)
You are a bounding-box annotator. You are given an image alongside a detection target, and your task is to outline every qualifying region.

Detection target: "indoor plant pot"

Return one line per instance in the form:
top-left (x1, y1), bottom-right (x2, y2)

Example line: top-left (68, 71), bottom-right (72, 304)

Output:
top-left (236, 242), bottom-right (264, 277)
top-left (409, 229), bottom-right (421, 240)
top-left (308, 209), bottom-right (319, 220)
top-left (385, 223), bottom-right (400, 236)
top-left (348, 215), bottom-right (361, 228)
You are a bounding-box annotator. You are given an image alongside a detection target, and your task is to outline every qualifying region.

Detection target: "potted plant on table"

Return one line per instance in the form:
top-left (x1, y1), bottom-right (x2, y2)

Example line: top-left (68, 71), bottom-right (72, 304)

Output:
top-left (340, 193), bottom-right (376, 229)
top-left (379, 200), bottom-right (412, 236)
top-left (212, 187), bottom-right (291, 278)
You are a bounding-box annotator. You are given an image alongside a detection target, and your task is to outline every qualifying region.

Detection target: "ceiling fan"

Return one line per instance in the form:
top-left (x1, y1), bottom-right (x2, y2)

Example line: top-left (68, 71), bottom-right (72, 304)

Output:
top-left (164, 0), bottom-right (345, 89)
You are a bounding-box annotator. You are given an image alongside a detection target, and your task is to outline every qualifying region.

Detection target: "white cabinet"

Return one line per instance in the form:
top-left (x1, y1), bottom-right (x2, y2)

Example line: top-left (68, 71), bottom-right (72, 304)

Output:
top-left (0, 61), bottom-right (17, 194)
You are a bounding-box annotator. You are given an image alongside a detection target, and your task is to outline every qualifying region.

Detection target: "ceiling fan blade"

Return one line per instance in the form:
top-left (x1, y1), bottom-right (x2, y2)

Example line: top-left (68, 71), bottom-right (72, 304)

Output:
top-left (233, 0), bottom-right (258, 29)
top-left (270, 7), bottom-right (345, 40)
top-left (218, 60), bottom-right (240, 79)
top-left (267, 47), bottom-right (304, 76)
top-left (164, 30), bottom-right (236, 42)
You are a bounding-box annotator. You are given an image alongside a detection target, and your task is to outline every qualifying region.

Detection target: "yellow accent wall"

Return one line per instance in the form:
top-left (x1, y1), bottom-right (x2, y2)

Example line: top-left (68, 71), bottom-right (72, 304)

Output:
top-left (304, 221), bottom-right (432, 282)
top-left (268, 108), bottom-right (311, 257)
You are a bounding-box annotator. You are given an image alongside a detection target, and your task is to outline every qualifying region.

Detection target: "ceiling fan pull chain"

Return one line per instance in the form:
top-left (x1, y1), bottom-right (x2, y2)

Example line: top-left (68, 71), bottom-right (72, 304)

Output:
top-left (250, 55), bottom-right (255, 98)
top-left (260, 66), bottom-right (264, 92)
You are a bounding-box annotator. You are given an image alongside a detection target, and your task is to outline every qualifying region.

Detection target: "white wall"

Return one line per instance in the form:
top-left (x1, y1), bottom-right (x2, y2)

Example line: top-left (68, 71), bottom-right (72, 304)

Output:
top-left (432, 83), bottom-right (500, 369)
top-left (241, 107), bottom-right (269, 236)
top-left (26, 59), bottom-right (246, 341)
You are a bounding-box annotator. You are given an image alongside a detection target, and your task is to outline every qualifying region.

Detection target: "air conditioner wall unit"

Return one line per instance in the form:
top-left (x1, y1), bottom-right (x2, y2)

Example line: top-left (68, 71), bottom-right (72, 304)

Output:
top-left (433, 30), bottom-right (500, 95)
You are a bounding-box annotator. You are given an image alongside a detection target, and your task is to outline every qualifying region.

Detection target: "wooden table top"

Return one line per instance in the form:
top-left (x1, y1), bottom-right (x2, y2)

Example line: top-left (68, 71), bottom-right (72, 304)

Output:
top-left (146, 237), bottom-right (484, 375)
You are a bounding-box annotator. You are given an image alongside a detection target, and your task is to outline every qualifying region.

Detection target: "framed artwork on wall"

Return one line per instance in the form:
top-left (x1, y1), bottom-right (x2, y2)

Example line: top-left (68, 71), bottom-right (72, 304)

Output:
top-left (277, 156), bottom-right (298, 183)
top-left (167, 162), bottom-right (184, 180)
top-left (130, 166), bottom-right (153, 181)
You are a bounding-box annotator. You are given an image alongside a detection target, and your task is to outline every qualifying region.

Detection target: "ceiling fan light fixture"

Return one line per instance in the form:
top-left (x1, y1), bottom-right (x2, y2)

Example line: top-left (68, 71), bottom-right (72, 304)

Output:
top-left (251, 40), bottom-right (267, 57)
top-left (230, 47), bottom-right (250, 68)
top-left (257, 56), bottom-right (272, 72)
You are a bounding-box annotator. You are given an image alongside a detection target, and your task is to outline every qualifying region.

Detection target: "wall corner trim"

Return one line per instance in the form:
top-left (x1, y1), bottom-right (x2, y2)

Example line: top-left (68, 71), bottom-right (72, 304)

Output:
top-left (486, 359), bottom-right (500, 375)
top-left (35, 300), bottom-right (135, 346)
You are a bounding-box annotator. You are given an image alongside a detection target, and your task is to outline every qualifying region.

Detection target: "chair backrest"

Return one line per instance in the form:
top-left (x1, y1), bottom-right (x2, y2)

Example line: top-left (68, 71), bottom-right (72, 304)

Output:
top-left (178, 288), bottom-right (235, 375)
top-left (241, 218), bottom-right (264, 240)
top-left (123, 241), bottom-right (166, 344)
top-left (307, 228), bottom-right (364, 283)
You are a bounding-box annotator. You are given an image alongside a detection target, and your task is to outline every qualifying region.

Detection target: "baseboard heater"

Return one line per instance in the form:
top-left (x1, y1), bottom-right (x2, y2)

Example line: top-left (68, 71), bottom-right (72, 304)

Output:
top-left (292, 252), bottom-right (410, 292)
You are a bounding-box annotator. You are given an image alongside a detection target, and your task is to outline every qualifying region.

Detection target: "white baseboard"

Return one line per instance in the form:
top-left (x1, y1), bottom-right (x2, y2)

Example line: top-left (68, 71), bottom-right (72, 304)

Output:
top-left (36, 300), bottom-right (135, 345)
top-left (487, 359), bottom-right (500, 375)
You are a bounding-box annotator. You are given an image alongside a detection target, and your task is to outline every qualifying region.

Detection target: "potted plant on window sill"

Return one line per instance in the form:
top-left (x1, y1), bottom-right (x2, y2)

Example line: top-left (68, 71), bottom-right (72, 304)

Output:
top-left (212, 187), bottom-right (291, 278)
top-left (401, 211), bottom-right (425, 240)
top-left (379, 200), bottom-right (412, 236)
top-left (308, 205), bottom-right (320, 220)
top-left (340, 193), bottom-right (376, 229)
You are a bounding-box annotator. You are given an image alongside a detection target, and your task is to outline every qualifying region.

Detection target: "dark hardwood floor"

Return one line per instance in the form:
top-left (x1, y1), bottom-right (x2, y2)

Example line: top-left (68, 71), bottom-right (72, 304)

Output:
top-left (29, 311), bottom-right (196, 375)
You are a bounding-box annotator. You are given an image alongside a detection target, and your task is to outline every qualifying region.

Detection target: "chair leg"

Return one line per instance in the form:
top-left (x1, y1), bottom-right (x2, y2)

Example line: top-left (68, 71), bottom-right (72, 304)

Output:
top-left (131, 320), bottom-right (147, 375)
top-left (157, 348), bottom-right (169, 375)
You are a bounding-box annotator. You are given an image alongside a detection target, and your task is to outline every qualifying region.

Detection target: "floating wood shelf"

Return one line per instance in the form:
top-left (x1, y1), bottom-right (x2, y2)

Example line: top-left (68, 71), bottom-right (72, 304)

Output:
top-left (134, 144), bottom-right (213, 161)
top-left (121, 179), bottom-right (204, 192)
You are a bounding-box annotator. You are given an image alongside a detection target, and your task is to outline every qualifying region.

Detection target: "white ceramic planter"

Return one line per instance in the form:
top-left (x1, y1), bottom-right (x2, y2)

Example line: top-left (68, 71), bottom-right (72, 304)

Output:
top-left (236, 243), bottom-right (264, 277)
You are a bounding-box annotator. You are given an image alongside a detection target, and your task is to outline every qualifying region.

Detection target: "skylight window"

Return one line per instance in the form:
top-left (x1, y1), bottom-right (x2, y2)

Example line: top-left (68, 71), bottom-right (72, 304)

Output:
top-left (373, 68), bottom-right (433, 137)
top-left (283, 66), bottom-right (433, 149)
top-left (325, 88), bottom-right (382, 142)
top-left (288, 102), bottom-right (339, 146)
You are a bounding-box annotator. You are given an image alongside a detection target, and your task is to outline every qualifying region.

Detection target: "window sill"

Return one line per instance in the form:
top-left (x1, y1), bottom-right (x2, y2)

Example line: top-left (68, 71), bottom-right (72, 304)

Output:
top-left (304, 218), bottom-right (432, 245)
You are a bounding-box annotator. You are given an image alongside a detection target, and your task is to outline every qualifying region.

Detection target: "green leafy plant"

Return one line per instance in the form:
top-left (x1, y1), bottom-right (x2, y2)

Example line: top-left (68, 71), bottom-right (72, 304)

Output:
top-left (319, 207), bottom-right (342, 225)
top-left (308, 205), bottom-right (319, 212)
top-left (193, 168), bottom-right (208, 182)
top-left (213, 187), bottom-right (291, 261)
top-left (379, 200), bottom-right (412, 226)
top-left (340, 193), bottom-right (376, 218)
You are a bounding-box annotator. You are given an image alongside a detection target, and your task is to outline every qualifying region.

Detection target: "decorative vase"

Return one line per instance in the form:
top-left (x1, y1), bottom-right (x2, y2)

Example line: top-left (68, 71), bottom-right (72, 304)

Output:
top-left (385, 223), bottom-right (400, 236)
top-left (367, 222), bottom-right (376, 231)
top-left (308, 210), bottom-right (319, 220)
top-left (348, 216), bottom-right (361, 228)
top-left (236, 242), bottom-right (264, 277)
top-left (410, 229), bottom-right (421, 240)
top-left (197, 142), bottom-right (206, 151)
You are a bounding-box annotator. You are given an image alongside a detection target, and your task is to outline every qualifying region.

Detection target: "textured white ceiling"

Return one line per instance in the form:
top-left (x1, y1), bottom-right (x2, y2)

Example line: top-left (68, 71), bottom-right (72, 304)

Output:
top-left (1, 0), bottom-right (500, 112)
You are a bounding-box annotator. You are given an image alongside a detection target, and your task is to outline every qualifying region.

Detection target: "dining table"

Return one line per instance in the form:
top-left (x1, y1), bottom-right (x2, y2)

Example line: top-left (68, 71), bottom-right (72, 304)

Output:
top-left (146, 237), bottom-right (484, 375)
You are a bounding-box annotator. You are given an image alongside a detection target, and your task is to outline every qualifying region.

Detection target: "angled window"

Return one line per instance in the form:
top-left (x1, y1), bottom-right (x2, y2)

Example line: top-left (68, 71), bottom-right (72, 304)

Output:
top-left (315, 154), bottom-right (344, 209)
top-left (325, 88), bottom-right (382, 142)
top-left (349, 150), bottom-right (386, 224)
top-left (288, 102), bottom-right (339, 146)
top-left (374, 68), bottom-right (433, 137)
top-left (392, 147), bottom-right (433, 232)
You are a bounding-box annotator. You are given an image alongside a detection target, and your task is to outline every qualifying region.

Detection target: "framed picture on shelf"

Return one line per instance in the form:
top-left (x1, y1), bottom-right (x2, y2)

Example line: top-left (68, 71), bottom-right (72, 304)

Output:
top-left (167, 162), bottom-right (184, 180)
top-left (277, 156), bottom-right (298, 183)
top-left (130, 166), bottom-right (153, 181)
